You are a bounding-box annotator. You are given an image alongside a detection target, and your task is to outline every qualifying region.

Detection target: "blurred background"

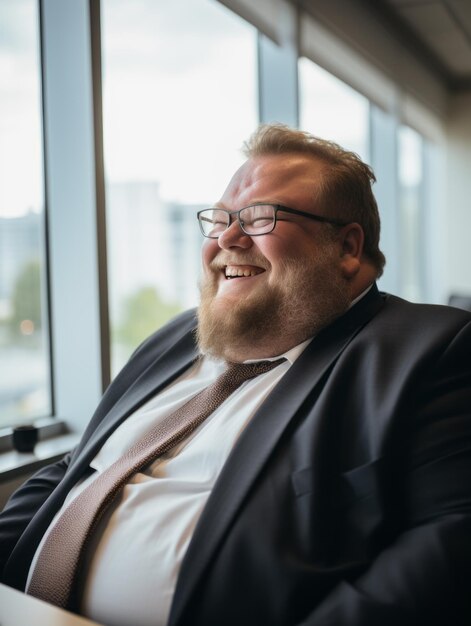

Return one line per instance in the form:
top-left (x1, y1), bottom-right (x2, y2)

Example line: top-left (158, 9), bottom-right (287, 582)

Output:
top-left (0, 0), bottom-right (470, 434)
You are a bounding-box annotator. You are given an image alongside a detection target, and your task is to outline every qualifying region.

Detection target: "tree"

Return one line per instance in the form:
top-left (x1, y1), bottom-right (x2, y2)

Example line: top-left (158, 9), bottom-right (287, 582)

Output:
top-left (115, 286), bottom-right (181, 350)
top-left (9, 259), bottom-right (43, 342)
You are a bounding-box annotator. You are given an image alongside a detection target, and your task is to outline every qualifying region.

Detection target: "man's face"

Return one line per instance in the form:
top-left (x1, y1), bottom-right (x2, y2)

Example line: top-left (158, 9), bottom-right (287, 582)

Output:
top-left (197, 153), bottom-right (351, 360)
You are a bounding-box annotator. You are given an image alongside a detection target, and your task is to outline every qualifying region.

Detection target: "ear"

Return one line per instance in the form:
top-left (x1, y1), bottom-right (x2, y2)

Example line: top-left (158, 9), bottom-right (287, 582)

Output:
top-left (337, 223), bottom-right (364, 279)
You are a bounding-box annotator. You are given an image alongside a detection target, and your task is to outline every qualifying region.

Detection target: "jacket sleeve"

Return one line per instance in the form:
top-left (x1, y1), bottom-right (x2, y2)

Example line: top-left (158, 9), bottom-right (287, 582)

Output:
top-left (303, 320), bottom-right (471, 626)
top-left (0, 451), bottom-right (73, 581)
top-left (0, 309), bottom-right (198, 584)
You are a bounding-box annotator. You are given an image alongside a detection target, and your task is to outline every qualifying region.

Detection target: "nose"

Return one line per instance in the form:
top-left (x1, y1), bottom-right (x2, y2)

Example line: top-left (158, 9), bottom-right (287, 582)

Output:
top-left (217, 219), bottom-right (253, 250)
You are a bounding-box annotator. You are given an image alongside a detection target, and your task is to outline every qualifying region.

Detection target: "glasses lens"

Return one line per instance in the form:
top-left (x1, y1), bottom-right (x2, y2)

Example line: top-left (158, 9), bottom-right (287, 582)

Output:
top-left (199, 209), bottom-right (228, 237)
top-left (240, 205), bottom-right (275, 235)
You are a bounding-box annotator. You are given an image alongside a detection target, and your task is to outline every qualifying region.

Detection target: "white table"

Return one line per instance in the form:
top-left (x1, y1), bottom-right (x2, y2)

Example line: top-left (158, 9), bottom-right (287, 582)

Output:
top-left (0, 583), bottom-right (103, 625)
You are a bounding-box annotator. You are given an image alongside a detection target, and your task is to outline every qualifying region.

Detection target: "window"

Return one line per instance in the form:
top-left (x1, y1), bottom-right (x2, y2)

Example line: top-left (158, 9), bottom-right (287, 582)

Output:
top-left (298, 57), bottom-right (370, 162)
top-left (298, 57), bottom-right (434, 303)
top-left (0, 0), bottom-right (51, 428)
top-left (101, 0), bottom-right (257, 374)
top-left (398, 125), bottom-right (425, 302)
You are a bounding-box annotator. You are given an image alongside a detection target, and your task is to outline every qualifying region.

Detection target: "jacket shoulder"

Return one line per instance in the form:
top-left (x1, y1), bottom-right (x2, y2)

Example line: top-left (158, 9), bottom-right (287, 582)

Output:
top-left (129, 308), bottom-right (198, 364)
top-left (378, 292), bottom-right (471, 329)
top-left (99, 308), bottom-right (198, 411)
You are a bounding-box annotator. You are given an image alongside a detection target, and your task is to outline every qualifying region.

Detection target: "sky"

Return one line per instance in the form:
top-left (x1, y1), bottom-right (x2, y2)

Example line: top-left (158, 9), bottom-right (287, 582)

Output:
top-left (0, 0), bottom-right (43, 218)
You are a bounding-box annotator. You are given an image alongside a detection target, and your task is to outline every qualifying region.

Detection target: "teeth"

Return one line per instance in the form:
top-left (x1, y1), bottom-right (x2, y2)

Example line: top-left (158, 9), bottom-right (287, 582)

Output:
top-left (225, 266), bottom-right (260, 279)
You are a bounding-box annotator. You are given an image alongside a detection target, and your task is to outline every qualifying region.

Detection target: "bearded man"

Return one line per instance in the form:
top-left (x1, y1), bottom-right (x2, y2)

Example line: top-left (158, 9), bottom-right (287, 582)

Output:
top-left (1, 124), bottom-right (471, 626)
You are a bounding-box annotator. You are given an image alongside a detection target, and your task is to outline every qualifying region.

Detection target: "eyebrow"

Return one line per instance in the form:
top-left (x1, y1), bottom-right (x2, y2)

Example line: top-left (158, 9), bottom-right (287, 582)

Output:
top-left (210, 201), bottom-right (283, 211)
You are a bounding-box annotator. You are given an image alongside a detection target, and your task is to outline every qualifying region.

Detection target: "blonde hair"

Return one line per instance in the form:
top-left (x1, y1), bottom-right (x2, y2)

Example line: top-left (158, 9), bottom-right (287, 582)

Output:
top-left (243, 124), bottom-right (385, 276)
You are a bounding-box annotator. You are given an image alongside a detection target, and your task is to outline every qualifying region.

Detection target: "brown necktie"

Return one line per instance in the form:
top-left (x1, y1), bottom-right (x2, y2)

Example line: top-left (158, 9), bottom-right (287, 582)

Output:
top-left (27, 358), bottom-right (285, 609)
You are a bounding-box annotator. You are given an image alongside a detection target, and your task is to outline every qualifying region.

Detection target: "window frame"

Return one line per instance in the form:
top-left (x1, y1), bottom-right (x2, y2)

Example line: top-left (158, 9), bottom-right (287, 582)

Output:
top-left (0, 0), bottom-right (447, 459)
top-left (0, 0), bottom-right (110, 451)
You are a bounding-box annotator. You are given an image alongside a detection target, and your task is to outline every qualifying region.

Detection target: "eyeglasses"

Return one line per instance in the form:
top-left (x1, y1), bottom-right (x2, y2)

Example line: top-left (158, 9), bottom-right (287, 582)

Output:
top-left (197, 203), bottom-right (348, 238)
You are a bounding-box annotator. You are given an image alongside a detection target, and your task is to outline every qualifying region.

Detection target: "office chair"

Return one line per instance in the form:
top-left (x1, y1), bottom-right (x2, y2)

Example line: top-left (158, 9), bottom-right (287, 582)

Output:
top-left (448, 294), bottom-right (471, 312)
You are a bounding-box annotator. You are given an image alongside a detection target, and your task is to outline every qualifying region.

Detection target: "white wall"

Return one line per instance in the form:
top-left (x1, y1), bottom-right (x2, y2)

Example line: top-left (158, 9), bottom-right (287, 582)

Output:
top-left (445, 93), bottom-right (471, 300)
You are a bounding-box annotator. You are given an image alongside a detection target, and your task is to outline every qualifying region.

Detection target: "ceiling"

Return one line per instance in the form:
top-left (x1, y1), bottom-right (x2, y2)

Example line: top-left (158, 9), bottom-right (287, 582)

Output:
top-left (371, 0), bottom-right (471, 91)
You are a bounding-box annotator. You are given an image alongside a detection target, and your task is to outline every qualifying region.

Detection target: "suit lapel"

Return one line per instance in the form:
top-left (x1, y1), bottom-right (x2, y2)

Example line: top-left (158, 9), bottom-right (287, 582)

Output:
top-left (72, 328), bottom-right (200, 472)
top-left (4, 326), bottom-right (199, 591)
top-left (169, 285), bottom-right (384, 626)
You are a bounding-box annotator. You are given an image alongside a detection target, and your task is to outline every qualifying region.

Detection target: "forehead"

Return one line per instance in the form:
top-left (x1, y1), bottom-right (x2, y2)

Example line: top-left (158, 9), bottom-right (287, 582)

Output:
top-left (219, 153), bottom-right (324, 208)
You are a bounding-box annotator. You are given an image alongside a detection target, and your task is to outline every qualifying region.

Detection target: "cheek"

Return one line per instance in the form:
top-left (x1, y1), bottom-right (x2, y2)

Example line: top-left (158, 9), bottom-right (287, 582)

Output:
top-left (254, 233), bottom-right (286, 257)
top-left (201, 240), bottom-right (219, 269)
top-left (259, 238), bottom-right (299, 267)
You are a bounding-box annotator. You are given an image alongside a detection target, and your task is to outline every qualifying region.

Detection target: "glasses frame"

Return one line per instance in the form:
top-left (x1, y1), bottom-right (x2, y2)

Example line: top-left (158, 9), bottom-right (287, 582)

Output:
top-left (197, 203), bottom-right (348, 238)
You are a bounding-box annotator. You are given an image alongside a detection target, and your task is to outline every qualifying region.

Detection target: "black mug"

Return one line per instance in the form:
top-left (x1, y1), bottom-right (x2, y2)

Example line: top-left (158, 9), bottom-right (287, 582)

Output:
top-left (12, 425), bottom-right (39, 453)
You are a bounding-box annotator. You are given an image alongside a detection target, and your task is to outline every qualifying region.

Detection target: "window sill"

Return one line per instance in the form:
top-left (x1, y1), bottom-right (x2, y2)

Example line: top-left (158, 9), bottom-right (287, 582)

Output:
top-left (0, 417), bottom-right (70, 453)
top-left (0, 429), bottom-right (80, 483)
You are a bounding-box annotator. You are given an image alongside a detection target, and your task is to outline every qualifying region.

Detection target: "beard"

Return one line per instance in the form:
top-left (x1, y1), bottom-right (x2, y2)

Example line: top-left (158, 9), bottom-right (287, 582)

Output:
top-left (196, 241), bottom-right (351, 361)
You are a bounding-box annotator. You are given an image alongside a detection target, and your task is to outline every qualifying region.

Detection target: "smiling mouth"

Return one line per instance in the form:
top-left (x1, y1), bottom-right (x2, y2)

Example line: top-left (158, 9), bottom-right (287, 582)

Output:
top-left (224, 265), bottom-right (265, 280)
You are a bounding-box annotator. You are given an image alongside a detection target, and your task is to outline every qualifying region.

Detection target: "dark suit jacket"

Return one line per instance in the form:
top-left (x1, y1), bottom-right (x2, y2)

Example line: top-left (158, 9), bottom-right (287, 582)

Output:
top-left (1, 285), bottom-right (471, 626)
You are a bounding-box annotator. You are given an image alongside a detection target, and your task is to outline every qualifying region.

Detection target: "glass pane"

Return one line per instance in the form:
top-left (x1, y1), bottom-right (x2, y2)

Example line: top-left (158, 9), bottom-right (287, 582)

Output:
top-left (101, 0), bottom-right (257, 374)
top-left (298, 57), bottom-right (370, 162)
top-left (0, 0), bottom-right (51, 426)
top-left (398, 125), bottom-right (424, 301)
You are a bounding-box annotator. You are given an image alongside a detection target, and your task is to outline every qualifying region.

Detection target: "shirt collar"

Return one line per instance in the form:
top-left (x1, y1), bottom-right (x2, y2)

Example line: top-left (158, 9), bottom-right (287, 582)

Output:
top-left (242, 337), bottom-right (311, 366)
top-left (349, 283), bottom-right (373, 308)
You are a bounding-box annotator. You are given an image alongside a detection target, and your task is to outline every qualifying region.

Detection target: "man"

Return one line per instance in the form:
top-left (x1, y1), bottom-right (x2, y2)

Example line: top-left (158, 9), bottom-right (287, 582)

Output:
top-left (1, 124), bottom-right (471, 626)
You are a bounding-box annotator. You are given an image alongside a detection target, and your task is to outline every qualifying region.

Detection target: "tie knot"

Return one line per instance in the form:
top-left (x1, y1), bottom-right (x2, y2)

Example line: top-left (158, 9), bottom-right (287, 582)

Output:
top-left (225, 357), bottom-right (286, 385)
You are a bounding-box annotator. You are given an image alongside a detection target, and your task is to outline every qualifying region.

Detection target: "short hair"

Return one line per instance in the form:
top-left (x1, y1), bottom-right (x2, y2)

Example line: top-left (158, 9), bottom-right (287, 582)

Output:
top-left (243, 123), bottom-right (386, 276)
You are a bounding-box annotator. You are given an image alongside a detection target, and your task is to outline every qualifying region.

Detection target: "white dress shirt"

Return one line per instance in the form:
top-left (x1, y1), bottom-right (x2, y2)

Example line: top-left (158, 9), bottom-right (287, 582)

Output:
top-left (27, 340), bottom-right (311, 626)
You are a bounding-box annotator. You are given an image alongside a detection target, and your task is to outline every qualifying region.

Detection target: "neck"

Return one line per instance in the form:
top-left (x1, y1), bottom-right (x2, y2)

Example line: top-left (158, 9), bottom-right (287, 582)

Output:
top-left (215, 336), bottom-right (300, 362)
top-left (198, 302), bottom-right (350, 363)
